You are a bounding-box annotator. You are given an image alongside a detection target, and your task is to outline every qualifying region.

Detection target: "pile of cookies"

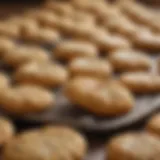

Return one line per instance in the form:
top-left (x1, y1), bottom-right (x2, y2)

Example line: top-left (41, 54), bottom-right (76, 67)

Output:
top-left (0, 0), bottom-right (159, 159)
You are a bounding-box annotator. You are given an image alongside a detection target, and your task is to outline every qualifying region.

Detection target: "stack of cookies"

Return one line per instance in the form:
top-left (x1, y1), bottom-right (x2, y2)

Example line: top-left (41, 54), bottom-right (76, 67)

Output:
top-left (0, 0), bottom-right (159, 159)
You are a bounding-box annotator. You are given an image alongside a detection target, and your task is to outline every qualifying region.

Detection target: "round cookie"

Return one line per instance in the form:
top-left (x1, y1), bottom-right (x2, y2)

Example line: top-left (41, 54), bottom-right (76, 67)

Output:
top-left (120, 72), bottom-right (160, 93)
top-left (3, 45), bottom-right (50, 67)
top-left (65, 77), bottom-right (134, 116)
top-left (14, 62), bottom-right (68, 88)
top-left (0, 117), bottom-right (15, 146)
top-left (69, 57), bottom-right (112, 78)
top-left (54, 40), bottom-right (98, 61)
top-left (0, 85), bottom-right (55, 115)
top-left (107, 132), bottom-right (160, 160)
top-left (146, 113), bottom-right (160, 137)
top-left (2, 126), bottom-right (87, 160)
top-left (109, 49), bottom-right (151, 72)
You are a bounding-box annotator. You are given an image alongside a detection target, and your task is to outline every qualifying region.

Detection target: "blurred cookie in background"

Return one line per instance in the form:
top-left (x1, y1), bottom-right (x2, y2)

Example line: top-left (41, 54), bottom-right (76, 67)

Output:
top-left (109, 49), bottom-right (152, 72)
top-left (14, 61), bottom-right (68, 88)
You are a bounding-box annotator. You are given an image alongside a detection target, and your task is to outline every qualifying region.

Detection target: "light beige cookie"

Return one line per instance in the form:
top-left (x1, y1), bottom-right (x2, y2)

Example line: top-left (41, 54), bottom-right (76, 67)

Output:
top-left (132, 27), bottom-right (160, 51)
top-left (0, 37), bottom-right (15, 56)
top-left (69, 57), bottom-right (112, 78)
top-left (2, 126), bottom-right (87, 160)
top-left (109, 49), bottom-right (152, 72)
top-left (107, 132), bottom-right (160, 160)
top-left (3, 45), bottom-right (50, 67)
top-left (0, 85), bottom-right (55, 115)
top-left (54, 40), bottom-right (98, 61)
top-left (0, 117), bottom-right (15, 146)
top-left (14, 62), bottom-right (68, 87)
top-left (120, 72), bottom-right (160, 93)
top-left (146, 113), bottom-right (160, 137)
top-left (65, 77), bottom-right (134, 116)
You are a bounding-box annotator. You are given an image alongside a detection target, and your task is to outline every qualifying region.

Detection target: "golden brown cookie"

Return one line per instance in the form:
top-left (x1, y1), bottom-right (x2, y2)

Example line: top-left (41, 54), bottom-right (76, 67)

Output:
top-left (90, 30), bottom-right (131, 52)
top-left (54, 40), bottom-right (98, 61)
top-left (146, 113), bottom-right (160, 137)
top-left (107, 132), bottom-right (160, 160)
top-left (105, 14), bottom-right (139, 38)
top-left (0, 85), bottom-right (55, 115)
top-left (132, 27), bottom-right (160, 51)
top-left (21, 25), bottom-right (60, 44)
top-left (0, 37), bottom-right (15, 56)
top-left (109, 49), bottom-right (152, 72)
top-left (0, 117), bottom-right (15, 146)
top-left (0, 22), bottom-right (20, 38)
top-left (2, 126), bottom-right (87, 160)
top-left (120, 72), bottom-right (160, 93)
top-left (65, 77), bottom-right (134, 116)
top-left (3, 45), bottom-right (50, 67)
top-left (69, 57), bottom-right (112, 78)
top-left (14, 62), bottom-right (68, 87)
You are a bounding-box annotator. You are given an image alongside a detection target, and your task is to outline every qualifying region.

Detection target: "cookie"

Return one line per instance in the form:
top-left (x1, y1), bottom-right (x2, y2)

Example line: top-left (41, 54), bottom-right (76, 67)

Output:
top-left (105, 14), bottom-right (139, 38)
top-left (109, 49), bottom-right (151, 72)
top-left (69, 57), bottom-right (112, 78)
top-left (0, 37), bottom-right (15, 56)
top-left (120, 72), bottom-right (160, 93)
top-left (119, 0), bottom-right (158, 31)
top-left (0, 85), bottom-right (55, 115)
top-left (132, 27), bottom-right (160, 51)
top-left (0, 117), bottom-right (15, 146)
top-left (44, 1), bottom-right (74, 17)
top-left (54, 40), bottom-right (98, 61)
top-left (90, 30), bottom-right (131, 52)
top-left (107, 132), bottom-right (160, 160)
top-left (14, 62), bottom-right (68, 87)
top-left (0, 22), bottom-right (20, 38)
top-left (65, 77), bottom-right (134, 116)
top-left (146, 113), bottom-right (160, 137)
top-left (3, 45), bottom-right (50, 67)
top-left (21, 25), bottom-right (60, 44)
top-left (2, 126), bottom-right (87, 160)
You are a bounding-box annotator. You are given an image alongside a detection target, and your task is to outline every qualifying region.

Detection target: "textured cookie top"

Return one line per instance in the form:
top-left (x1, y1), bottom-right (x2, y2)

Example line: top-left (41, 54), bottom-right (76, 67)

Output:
top-left (54, 40), bottom-right (98, 61)
top-left (65, 77), bottom-right (134, 116)
top-left (2, 126), bottom-right (87, 160)
top-left (108, 132), bottom-right (160, 160)
top-left (69, 57), bottom-right (112, 78)
top-left (109, 49), bottom-right (151, 71)
top-left (0, 85), bottom-right (55, 115)
top-left (3, 45), bottom-right (50, 67)
top-left (14, 62), bottom-right (68, 87)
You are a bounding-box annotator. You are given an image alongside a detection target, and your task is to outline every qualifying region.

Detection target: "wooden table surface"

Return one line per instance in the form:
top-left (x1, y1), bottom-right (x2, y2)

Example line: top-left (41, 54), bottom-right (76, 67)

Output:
top-left (0, 1), bottom-right (158, 160)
